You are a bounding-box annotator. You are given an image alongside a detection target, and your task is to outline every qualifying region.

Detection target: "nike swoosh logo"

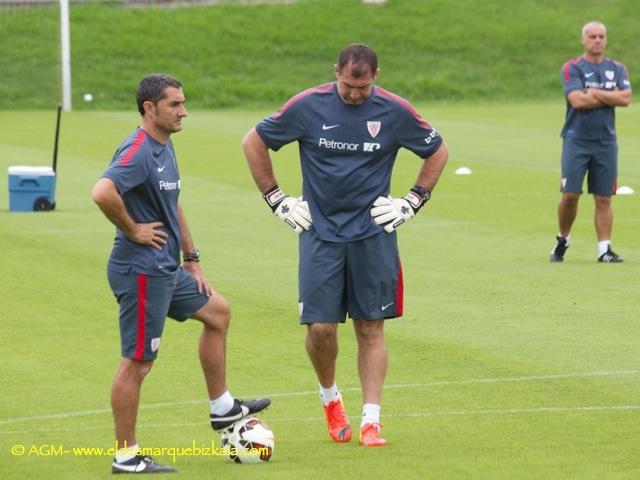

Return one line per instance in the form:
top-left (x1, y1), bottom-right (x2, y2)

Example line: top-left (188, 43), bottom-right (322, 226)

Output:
top-left (215, 405), bottom-right (248, 423)
top-left (585, 73), bottom-right (594, 78)
top-left (112, 461), bottom-right (146, 473)
top-left (322, 124), bottom-right (340, 130)
top-left (157, 165), bottom-right (166, 172)
top-left (381, 302), bottom-right (394, 311)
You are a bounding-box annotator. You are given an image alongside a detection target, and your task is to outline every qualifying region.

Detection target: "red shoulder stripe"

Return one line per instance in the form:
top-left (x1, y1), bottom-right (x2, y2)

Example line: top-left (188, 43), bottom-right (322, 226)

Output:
top-left (563, 56), bottom-right (582, 82)
top-left (119, 129), bottom-right (147, 166)
top-left (375, 86), bottom-right (431, 129)
top-left (273, 83), bottom-right (334, 120)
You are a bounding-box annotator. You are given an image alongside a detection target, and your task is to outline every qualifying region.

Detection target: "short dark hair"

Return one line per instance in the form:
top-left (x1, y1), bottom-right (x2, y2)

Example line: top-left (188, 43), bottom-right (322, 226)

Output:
top-left (136, 74), bottom-right (182, 116)
top-left (337, 43), bottom-right (378, 78)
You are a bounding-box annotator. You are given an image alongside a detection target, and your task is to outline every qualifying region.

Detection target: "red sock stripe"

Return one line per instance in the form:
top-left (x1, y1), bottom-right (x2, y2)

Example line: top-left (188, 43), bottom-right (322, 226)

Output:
top-left (134, 274), bottom-right (148, 360)
top-left (395, 260), bottom-right (404, 316)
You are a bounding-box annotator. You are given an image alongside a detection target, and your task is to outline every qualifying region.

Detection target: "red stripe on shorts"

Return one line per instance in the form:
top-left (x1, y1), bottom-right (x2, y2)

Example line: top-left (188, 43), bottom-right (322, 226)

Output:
top-left (395, 261), bottom-right (404, 316)
top-left (134, 274), bottom-right (148, 360)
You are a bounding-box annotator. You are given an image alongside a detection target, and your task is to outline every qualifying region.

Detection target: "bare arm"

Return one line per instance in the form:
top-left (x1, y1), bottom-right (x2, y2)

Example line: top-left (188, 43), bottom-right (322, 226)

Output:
top-left (590, 87), bottom-right (632, 107)
top-left (566, 89), bottom-right (605, 109)
top-left (177, 204), bottom-right (213, 296)
top-left (567, 88), bottom-right (632, 109)
top-left (177, 204), bottom-right (197, 254)
top-left (91, 177), bottom-right (167, 249)
top-left (414, 141), bottom-right (449, 191)
top-left (242, 127), bottom-right (278, 193)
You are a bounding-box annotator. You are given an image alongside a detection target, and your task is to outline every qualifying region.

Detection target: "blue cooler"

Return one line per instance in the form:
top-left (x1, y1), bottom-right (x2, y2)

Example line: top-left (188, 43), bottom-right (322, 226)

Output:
top-left (8, 166), bottom-right (57, 212)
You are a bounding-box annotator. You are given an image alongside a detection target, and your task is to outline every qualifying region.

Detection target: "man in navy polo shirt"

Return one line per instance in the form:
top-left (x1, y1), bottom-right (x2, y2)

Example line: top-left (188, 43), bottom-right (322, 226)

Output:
top-left (551, 21), bottom-right (632, 263)
top-left (243, 44), bottom-right (448, 446)
top-left (93, 74), bottom-right (269, 473)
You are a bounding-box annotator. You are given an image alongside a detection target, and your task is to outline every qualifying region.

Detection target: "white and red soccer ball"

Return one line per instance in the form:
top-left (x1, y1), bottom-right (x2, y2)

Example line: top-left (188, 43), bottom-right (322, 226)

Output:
top-left (221, 417), bottom-right (274, 464)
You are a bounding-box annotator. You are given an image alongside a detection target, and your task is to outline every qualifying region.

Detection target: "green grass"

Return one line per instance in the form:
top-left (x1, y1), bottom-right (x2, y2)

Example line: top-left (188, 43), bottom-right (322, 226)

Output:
top-left (2, 0), bottom-right (640, 109)
top-left (0, 103), bottom-right (639, 479)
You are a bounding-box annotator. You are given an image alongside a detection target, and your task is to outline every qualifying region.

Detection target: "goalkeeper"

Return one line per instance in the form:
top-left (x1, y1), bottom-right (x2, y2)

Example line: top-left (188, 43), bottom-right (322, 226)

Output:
top-left (242, 43), bottom-right (448, 447)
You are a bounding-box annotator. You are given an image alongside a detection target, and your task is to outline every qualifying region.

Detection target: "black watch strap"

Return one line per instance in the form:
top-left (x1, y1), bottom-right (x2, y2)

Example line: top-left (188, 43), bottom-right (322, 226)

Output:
top-left (183, 250), bottom-right (200, 263)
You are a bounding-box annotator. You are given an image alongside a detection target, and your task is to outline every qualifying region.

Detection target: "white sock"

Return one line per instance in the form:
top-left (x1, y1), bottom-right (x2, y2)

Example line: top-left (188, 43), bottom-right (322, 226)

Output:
top-left (361, 403), bottom-right (381, 426)
top-left (319, 383), bottom-right (340, 406)
top-left (558, 233), bottom-right (570, 245)
top-left (210, 390), bottom-right (234, 415)
top-left (598, 240), bottom-right (611, 256)
top-left (115, 443), bottom-right (139, 463)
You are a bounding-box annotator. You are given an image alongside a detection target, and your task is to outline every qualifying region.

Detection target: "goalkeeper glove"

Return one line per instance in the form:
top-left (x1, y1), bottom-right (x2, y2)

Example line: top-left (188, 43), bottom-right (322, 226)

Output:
top-left (370, 186), bottom-right (431, 233)
top-left (262, 185), bottom-right (312, 234)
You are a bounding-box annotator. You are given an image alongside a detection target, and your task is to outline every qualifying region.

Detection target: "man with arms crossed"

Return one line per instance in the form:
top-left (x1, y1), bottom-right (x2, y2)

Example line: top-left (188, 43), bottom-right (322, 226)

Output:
top-left (243, 44), bottom-right (448, 446)
top-left (550, 21), bottom-right (631, 263)
top-left (93, 74), bottom-right (269, 474)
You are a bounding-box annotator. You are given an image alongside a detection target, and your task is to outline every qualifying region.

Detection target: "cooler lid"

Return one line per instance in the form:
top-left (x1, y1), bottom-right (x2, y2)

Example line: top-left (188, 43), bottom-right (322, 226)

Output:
top-left (8, 166), bottom-right (55, 176)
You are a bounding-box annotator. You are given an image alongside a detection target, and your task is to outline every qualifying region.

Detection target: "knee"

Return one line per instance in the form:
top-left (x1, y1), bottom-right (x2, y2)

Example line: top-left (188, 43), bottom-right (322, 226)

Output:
top-left (138, 362), bottom-right (153, 379)
top-left (354, 321), bottom-right (384, 347)
top-left (594, 195), bottom-right (612, 208)
top-left (119, 359), bottom-right (153, 383)
top-left (201, 295), bottom-right (231, 332)
top-left (561, 193), bottom-right (580, 207)
top-left (307, 324), bottom-right (337, 347)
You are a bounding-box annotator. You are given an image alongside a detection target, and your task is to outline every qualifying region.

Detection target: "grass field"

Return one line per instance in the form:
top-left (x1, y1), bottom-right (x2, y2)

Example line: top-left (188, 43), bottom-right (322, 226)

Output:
top-left (1, 102), bottom-right (639, 479)
top-left (3, 0), bottom-right (640, 109)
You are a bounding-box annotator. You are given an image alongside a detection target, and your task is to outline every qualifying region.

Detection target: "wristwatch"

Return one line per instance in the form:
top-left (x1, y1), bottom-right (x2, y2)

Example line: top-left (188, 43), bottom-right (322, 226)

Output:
top-left (183, 250), bottom-right (200, 263)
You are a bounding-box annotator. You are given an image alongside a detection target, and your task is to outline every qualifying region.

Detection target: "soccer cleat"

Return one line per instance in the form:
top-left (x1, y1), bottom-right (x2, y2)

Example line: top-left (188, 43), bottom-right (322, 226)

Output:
top-left (597, 246), bottom-right (623, 263)
top-left (359, 422), bottom-right (387, 447)
top-left (324, 397), bottom-right (352, 442)
top-left (112, 455), bottom-right (176, 474)
top-left (210, 398), bottom-right (271, 431)
top-left (550, 235), bottom-right (569, 262)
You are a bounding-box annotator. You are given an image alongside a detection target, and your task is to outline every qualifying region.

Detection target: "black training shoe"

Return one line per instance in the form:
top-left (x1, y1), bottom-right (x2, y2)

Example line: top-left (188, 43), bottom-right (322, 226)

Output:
top-left (550, 236), bottom-right (569, 262)
top-left (210, 398), bottom-right (271, 431)
top-left (112, 455), bottom-right (176, 474)
top-left (597, 246), bottom-right (623, 263)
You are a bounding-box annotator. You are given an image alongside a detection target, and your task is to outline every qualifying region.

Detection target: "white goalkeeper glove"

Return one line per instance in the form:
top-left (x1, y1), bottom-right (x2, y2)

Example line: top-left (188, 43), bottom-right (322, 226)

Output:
top-left (262, 185), bottom-right (312, 234)
top-left (370, 186), bottom-right (431, 233)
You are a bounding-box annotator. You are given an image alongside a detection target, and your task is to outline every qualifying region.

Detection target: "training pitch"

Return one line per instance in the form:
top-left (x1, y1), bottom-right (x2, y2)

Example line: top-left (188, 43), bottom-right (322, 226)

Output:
top-left (0, 103), bottom-right (639, 479)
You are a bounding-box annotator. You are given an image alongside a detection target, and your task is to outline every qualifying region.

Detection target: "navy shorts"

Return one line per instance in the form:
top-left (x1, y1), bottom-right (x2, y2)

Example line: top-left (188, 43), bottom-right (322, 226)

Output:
top-left (298, 231), bottom-right (403, 324)
top-left (107, 267), bottom-right (209, 361)
top-left (561, 137), bottom-right (618, 196)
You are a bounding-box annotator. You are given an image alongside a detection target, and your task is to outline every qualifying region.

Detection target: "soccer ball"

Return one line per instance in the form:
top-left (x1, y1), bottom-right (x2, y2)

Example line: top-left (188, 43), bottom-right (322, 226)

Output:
top-left (220, 417), bottom-right (274, 464)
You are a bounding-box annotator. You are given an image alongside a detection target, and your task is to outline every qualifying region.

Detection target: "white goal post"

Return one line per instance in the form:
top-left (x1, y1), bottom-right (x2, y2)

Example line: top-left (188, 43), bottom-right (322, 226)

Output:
top-left (60, 0), bottom-right (72, 111)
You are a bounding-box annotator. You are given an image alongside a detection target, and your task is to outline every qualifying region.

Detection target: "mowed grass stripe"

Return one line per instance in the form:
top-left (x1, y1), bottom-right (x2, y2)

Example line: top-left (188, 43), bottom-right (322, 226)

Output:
top-left (1, 105), bottom-right (639, 479)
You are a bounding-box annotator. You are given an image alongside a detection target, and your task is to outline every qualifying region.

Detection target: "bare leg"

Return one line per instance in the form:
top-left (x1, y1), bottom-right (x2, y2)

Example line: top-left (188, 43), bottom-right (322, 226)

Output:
top-left (593, 194), bottom-right (613, 241)
top-left (191, 294), bottom-right (231, 400)
top-left (305, 323), bottom-right (338, 388)
top-left (558, 192), bottom-right (581, 237)
top-left (352, 319), bottom-right (387, 405)
top-left (111, 358), bottom-right (153, 449)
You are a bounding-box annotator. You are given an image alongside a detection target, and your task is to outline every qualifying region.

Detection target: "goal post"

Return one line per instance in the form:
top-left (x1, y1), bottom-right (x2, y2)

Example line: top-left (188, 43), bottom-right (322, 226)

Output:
top-left (59, 0), bottom-right (72, 111)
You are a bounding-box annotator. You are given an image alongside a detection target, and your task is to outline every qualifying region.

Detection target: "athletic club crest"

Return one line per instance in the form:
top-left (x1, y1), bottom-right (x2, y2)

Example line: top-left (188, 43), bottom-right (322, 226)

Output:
top-left (367, 121), bottom-right (381, 138)
top-left (605, 70), bottom-right (614, 80)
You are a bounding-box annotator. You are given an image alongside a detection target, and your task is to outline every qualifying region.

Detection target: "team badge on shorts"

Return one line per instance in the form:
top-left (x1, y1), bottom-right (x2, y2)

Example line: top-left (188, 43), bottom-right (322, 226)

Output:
top-left (151, 337), bottom-right (161, 352)
top-left (367, 121), bottom-right (381, 138)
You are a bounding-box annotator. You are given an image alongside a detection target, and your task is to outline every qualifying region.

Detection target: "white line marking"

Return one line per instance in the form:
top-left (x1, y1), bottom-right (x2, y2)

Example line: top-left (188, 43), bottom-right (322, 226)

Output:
top-left (1, 370), bottom-right (638, 428)
top-left (2, 406), bottom-right (638, 436)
